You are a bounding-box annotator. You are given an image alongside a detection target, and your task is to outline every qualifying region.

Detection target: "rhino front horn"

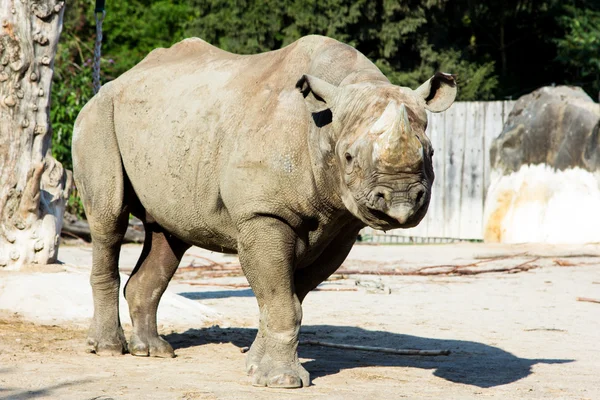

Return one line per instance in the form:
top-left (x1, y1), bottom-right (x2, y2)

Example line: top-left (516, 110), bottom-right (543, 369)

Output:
top-left (373, 102), bottom-right (415, 165)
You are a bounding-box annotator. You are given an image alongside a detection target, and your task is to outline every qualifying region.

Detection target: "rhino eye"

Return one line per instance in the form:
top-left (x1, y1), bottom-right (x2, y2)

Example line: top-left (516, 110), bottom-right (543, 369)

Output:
top-left (430, 149), bottom-right (434, 157)
top-left (345, 153), bottom-right (353, 162)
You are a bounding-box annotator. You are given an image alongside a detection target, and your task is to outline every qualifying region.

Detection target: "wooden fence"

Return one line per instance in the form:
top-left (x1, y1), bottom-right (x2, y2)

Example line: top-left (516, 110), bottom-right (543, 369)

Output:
top-left (362, 100), bottom-right (515, 242)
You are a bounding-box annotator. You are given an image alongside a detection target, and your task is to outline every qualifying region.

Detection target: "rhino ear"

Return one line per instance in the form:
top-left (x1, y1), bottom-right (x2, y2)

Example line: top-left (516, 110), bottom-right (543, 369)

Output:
top-left (296, 74), bottom-right (339, 113)
top-left (415, 72), bottom-right (457, 113)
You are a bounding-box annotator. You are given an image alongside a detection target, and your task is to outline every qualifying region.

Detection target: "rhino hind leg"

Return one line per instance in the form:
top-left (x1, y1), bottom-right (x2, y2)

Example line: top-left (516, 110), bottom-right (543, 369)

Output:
top-left (72, 92), bottom-right (130, 356)
top-left (124, 221), bottom-right (190, 358)
top-left (85, 215), bottom-right (129, 356)
top-left (294, 227), bottom-right (360, 302)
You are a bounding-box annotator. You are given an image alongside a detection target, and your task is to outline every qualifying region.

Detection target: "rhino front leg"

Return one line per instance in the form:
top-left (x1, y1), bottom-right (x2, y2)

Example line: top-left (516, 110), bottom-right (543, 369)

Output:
top-left (238, 217), bottom-right (309, 388)
top-left (124, 223), bottom-right (190, 358)
top-left (246, 225), bottom-right (360, 377)
top-left (244, 305), bottom-right (267, 376)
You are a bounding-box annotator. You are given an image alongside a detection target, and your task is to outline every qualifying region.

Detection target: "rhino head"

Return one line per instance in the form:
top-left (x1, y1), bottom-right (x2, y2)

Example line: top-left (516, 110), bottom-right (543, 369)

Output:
top-left (296, 72), bottom-right (457, 230)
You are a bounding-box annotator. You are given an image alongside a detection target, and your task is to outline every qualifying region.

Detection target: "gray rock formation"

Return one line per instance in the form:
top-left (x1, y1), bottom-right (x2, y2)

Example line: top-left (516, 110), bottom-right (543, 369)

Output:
top-left (483, 86), bottom-right (600, 244)
top-left (489, 86), bottom-right (600, 175)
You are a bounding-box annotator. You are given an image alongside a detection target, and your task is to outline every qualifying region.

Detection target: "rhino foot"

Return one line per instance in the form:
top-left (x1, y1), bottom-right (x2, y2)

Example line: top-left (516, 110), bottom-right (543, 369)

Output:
top-left (251, 358), bottom-right (310, 388)
top-left (245, 336), bottom-right (266, 376)
top-left (86, 331), bottom-right (127, 356)
top-left (129, 334), bottom-right (175, 358)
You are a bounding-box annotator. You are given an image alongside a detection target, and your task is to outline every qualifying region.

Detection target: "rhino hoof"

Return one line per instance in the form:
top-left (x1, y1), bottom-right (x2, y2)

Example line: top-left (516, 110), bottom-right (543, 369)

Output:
top-left (246, 363), bottom-right (258, 376)
top-left (86, 336), bottom-right (127, 356)
top-left (267, 369), bottom-right (303, 388)
top-left (252, 363), bottom-right (310, 388)
top-left (129, 334), bottom-right (175, 358)
top-left (245, 346), bottom-right (265, 376)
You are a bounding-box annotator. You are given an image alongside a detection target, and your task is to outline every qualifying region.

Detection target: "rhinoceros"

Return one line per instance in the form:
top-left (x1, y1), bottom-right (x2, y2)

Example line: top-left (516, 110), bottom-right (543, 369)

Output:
top-left (72, 35), bottom-right (456, 388)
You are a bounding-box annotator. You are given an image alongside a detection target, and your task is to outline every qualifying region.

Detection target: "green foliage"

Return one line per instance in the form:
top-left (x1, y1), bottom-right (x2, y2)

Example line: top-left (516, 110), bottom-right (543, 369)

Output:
top-left (51, 0), bottom-right (195, 217)
top-left (186, 0), bottom-right (495, 99)
top-left (51, 56), bottom-right (94, 172)
top-left (66, 190), bottom-right (86, 218)
top-left (98, 0), bottom-right (193, 79)
top-left (50, 0), bottom-right (600, 218)
top-left (377, 41), bottom-right (498, 100)
top-left (51, 1), bottom-right (94, 171)
top-left (556, 5), bottom-right (600, 97)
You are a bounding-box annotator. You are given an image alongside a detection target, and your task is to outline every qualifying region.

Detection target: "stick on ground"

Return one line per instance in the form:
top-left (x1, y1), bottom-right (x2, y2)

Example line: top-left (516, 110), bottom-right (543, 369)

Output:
top-left (240, 342), bottom-right (450, 355)
top-left (576, 297), bottom-right (600, 304)
top-left (335, 257), bottom-right (540, 276)
top-left (300, 340), bottom-right (451, 356)
top-left (181, 282), bottom-right (250, 288)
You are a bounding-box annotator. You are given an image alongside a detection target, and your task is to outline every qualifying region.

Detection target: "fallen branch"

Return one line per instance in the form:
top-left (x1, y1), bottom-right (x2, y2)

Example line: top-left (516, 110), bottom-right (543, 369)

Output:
top-left (537, 253), bottom-right (600, 259)
top-left (553, 259), bottom-right (600, 267)
top-left (300, 340), bottom-right (450, 356)
top-left (473, 253), bottom-right (527, 260)
top-left (554, 259), bottom-right (576, 267)
top-left (325, 275), bottom-right (348, 281)
top-left (197, 272), bottom-right (244, 278)
top-left (477, 252), bottom-right (600, 260)
top-left (179, 257), bottom-right (240, 269)
top-left (577, 297), bottom-right (600, 304)
top-left (335, 257), bottom-right (540, 277)
top-left (523, 328), bottom-right (566, 332)
top-left (185, 255), bottom-right (233, 268)
top-left (178, 254), bottom-right (542, 281)
top-left (178, 264), bottom-right (241, 272)
top-left (180, 281), bottom-right (250, 288)
top-left (61, 214), bottom-right (144, 243)
top-left (335, 269), bottom-right (409, 276)
top-left (239, 342), bottom-right (450, 356)
top-left (176, 270), bottom-right (245, 279)
top-left (412, 256), bottom-right (540, 275)
top-left (179, 281), bottom-right (356, 291)
top-left (60, 229), bottom-right (86, 241)
top-left (447, 257), bottom-right (540, 276)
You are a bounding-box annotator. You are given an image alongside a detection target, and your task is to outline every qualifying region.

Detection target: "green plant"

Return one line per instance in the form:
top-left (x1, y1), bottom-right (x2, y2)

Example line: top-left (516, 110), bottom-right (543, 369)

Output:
top-left (50, 0), bottom-right (600, 221)
top-left (66, 189), bottom-right (86, 217)
top-left (556, 5), bottom-right (600, 97)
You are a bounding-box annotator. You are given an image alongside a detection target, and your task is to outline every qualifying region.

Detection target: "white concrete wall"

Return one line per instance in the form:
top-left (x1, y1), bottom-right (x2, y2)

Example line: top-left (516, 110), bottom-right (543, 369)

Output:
top-left (482, 165), bottom-right (600, 244)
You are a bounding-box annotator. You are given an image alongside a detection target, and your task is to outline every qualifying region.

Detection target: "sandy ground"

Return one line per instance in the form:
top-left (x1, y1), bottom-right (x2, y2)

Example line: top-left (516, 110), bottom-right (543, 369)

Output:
top-left (1, 241), bottom-right (599, 399)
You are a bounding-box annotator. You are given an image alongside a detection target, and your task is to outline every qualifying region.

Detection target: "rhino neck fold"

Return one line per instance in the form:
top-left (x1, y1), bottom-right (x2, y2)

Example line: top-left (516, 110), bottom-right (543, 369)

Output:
top-left (306, 120), bottom-right (348, 216)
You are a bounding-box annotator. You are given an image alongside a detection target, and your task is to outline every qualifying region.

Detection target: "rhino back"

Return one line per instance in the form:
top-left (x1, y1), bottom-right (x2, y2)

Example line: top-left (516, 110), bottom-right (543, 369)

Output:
top-left (107, 36), bottom-right (380, 250)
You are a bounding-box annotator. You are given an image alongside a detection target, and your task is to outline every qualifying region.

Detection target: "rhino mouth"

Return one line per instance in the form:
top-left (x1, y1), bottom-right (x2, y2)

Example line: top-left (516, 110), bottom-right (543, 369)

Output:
top-left (366, 207), bottom-right (400, 227)
top-left (365, 198), bottom-right (429, 230)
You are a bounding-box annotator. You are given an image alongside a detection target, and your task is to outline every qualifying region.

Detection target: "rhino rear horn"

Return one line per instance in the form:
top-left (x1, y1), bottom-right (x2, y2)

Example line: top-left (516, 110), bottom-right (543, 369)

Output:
top-left (415, 72), bottom-right (457, 113)
top-left (296, 74), bottom-right (339, 114)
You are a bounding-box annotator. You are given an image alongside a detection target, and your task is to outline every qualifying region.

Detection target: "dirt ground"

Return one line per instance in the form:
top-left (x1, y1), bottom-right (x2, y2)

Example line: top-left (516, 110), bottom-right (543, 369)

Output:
top-left (1, 242), bottom-right (599, 399)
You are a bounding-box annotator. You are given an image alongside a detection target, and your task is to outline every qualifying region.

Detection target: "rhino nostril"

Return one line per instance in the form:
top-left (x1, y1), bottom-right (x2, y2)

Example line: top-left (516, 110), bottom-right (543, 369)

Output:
top-left (415, 189), bottom-right (424, 204)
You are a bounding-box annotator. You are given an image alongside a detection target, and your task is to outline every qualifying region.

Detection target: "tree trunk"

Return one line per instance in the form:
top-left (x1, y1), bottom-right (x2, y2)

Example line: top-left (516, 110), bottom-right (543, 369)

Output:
top-left (0, 0), bottom-right (70, 270)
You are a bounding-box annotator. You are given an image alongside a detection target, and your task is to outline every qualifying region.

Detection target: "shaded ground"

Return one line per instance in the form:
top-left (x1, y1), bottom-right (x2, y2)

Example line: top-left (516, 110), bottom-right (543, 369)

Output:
top-left (0, 242), bottom-right (599, 399)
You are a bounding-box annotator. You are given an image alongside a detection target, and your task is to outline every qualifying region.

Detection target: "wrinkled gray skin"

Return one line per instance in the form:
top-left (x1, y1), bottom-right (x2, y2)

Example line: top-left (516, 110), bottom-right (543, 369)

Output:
top-left (72, 35), bottom-right (456, 388)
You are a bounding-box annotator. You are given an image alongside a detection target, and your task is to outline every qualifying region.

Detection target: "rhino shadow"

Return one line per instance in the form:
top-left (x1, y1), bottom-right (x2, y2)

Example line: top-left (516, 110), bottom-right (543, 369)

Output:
top-left (164, 325), bottom-right (572, 389)
top-left (0, 371), bottom-right (93, 400)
